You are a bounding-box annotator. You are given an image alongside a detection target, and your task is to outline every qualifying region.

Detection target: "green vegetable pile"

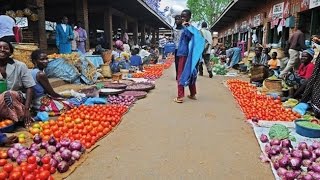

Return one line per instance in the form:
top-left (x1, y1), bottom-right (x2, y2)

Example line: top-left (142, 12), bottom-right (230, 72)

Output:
top-left (268, 124), bottom-right (296, 141)
top-left (212, 64), bottom-right (227, 75)
top-left (296, 121), bottom-right (320, 130)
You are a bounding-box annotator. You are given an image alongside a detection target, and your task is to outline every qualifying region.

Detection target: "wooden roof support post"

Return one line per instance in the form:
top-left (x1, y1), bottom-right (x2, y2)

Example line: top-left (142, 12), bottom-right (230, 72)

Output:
top-left (35, 0), bottom-right (47, 50)
top-left (152, 28), bottom-right (156, 44)
top-left (141, 23), bottom-right (146, 45)
top-left (104, 7), bottom-right (113, 49)
top-left (75, 0), bottom-right (90, 50)
top-left (133, 21), bottom-right (138, 45)
top-left (121, 16), bottom-right (128, 32)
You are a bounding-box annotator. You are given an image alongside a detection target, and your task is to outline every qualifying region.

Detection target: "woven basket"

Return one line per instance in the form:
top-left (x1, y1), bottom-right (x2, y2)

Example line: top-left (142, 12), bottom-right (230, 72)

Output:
top-left (250, 65), bottom-right (268, 82)
top-left (13, 44), bottom-right (38, 68)
top-left (263, 79), bottom-right (283, 93)
top-left (102, 50), bottom-right (112, 64)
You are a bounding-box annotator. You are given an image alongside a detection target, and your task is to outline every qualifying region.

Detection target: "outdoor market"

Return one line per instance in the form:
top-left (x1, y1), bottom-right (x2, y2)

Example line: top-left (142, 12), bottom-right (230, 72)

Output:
top-left (1, 0), bottom-right (320, 179)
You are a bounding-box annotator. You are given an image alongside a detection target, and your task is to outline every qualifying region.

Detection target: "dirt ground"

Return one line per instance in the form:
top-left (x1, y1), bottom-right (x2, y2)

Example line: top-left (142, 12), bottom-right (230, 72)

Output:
top-left (67, 66), bottom-right (274, 180)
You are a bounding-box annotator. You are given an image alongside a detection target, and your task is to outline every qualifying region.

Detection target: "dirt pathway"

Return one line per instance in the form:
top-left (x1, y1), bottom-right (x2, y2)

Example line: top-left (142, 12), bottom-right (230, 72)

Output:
top-left (67, 66), bottom-right (274, 180)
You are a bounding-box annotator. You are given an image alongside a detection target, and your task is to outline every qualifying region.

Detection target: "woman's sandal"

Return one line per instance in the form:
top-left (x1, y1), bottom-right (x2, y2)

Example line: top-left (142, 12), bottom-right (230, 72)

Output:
top-left (187, 95), bottom-right (197, 100)
top-left (173, 98), bottom-right (183, 103)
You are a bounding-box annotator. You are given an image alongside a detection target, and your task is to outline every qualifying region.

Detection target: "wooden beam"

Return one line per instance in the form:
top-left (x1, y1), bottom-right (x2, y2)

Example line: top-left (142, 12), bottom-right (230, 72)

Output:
top-left (103, 7), bottom-right (113, 49)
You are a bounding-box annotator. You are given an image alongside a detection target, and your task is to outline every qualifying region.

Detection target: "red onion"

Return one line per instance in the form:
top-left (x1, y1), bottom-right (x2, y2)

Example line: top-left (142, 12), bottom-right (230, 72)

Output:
top-left (289, 157), bottom-right (302, 170)
top-left (285, 170), bottom-right (298, 180)
top-left (315, 149), bottom-right (320, 157)
top-left (57, 161), bottom-right (69, 173)
top-left (13, 143), bottom-right (24, 150)
top-left (7, 148), bottom-right (19, 161)
top-left (16, 154), bottom-right (28, 164)
top-left (292, 150), bottom-right (303, 159)
top-left (53, 152), bottom-right (62, 162)
top-left (312, 163), bottom-right (320, 173)
top-left (33, 134), bottom-right (42, 144)
top-left (281, 139), bottom-right (293, 148)
top-left (273, 161), bottom-right (280, 170)
top-left (50, 158), bottom-right (58, 168)
top-left (60, 138), bottom-right (71, 147)
top-left (47, 145), bottom-right (57, 154)
top-left (68, 159), bottom-right (76, 166)
top-left (71, 151), bottom-right (81, 161)
top-left (56, 142), bottom-right (62, 150)
top-left (48, 136), bottom-right (57, 146)
top-left (61, 149), bottom-right (72, 161)
top-left (69, 141), bottom-right (82, 151)
top-left (270, 139), bottom-right (281, 146)
top-left (281, 148), bottom-right (290, 155)
top-left (308, 146), bottom-right (314, 152)
top-left (302, 149), bottom-right (312, 159)
top-left (20, 150), bottom-right (32, 157)
top-left (298, 142), bottom-right (308, 150)
top-left (43, 153), bottom-right (52, 158)
top-left (264, 144), bottom-right (271, 153)
top-left (313, 142), bottom-right (320, 149)
top-left (302, 173), bottom-right (313, 180)
top-left (29, 146), bottom-right (40, 152)
top-left (40, 142), bottom-right (48, 149)
top-left (279, 156), bottom-right (289, 168)
top-left (260, 134), bottom-right (268, 143)
top-left (59, 147), bottom-right (67, 153)
top-left (303, 159), bottom-right (312, 167)
top-left (271, 145), bottom-right (281, 154)
top-left (312, 172), bottom-right (320, 179)
top-left (277, 167), bottom-right (287, 176)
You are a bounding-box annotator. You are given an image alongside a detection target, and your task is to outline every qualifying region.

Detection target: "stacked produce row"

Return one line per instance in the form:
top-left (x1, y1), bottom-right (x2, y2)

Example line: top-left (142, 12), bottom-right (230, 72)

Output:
top-left (0, 57), bottom-right (175, 180)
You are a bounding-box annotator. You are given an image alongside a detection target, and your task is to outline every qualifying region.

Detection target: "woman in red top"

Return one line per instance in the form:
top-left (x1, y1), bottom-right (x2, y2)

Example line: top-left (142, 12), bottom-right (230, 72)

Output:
top-left (292, 49), bottom-right (315, 99)
top-left (297, 49), bottom-right (315, 79)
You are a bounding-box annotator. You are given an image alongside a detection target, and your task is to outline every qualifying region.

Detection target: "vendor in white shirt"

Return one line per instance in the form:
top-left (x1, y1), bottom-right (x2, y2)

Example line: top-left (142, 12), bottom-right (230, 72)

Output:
top-left (139, 46), bottom-right (151, 64)
top-left (0, 9), bottom-right (16, 42)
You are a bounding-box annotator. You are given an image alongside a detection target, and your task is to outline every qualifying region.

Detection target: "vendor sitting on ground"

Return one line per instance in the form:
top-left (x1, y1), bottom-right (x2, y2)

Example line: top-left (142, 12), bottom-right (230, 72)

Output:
top-left (139, 46), bottom-right (151, 64)
top-left (268, 52), bottom-right (281, 70)
top-left (225, 46), bottom-right (242, 69)
top-left (130, 48), bottom-right (143, 71)
top-left (112, 40), bottom-right (125, 61)
top-left (252, 46), bottom-right (268, 66)
top-left (299, 48), bottom-right (320, 119)
top-left (0, 39), bottom-right (35, 127)
top-left (263, 47), bottom-right (271, 61)
top-left (30, 50), bottom-right (74, 116)
top-left (288, 49), bottom-right (315, 99)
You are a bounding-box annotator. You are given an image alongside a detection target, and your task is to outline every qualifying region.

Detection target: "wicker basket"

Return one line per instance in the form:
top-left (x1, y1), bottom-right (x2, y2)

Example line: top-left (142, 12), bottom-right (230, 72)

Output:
top-left (102, 50), bottom-right (112, 64)
top-left (13, 43), bottom-right (38, 68)
top-left (263, 79), bottom-right (283, 93)
top-left (250, 65), bottom-right (268, 82)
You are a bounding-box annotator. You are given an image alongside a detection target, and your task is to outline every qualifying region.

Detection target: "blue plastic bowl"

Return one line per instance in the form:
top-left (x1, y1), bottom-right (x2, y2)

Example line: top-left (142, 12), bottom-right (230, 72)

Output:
top-left (0, 123), bottom-right (16, 133)
top-left (295, 119), bottom-right (320, 138)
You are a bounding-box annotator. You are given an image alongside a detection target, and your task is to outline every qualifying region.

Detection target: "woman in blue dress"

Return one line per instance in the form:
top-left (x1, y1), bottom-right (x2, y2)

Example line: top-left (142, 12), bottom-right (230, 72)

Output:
top-left (56, 16), bottom-right (74, 54)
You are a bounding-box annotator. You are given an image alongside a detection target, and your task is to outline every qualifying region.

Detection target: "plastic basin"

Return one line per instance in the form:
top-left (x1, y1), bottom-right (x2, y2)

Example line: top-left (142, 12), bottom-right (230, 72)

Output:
top-left (295, 119), bottom-right (320, 138)
top-left (0, 123), bottom-right (16, 133)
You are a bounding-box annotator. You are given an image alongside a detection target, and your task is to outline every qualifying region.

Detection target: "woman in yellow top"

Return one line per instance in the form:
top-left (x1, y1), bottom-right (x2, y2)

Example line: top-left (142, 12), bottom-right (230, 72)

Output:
top-left (268, 52), bottom-right (281, 70)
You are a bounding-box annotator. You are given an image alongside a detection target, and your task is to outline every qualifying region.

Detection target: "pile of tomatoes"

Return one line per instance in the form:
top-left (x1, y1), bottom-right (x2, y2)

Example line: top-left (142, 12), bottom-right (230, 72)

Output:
top-left (227, 79), bottom-right (301, 121)
top-left (0, 156), bottom-right (54, 180)
top-left (29, 105), bottom-right (128, 149)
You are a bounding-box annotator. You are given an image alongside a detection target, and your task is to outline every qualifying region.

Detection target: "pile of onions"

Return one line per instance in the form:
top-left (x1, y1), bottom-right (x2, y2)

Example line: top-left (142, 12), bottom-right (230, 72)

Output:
top-left (260, 134), bottom-right (320, 180)
top-left (107, 95), bottom-right (136, 107)
top-left (7, 135), bottom-right (85, 174)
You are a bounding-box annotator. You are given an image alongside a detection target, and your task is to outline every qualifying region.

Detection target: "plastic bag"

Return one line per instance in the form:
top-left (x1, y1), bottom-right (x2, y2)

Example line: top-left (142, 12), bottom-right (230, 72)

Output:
top-left (293, 103), bottom-right (309, 116)
top-left (84, 97), bottom-right (107, 105)
top-left (45, 58), bottom-right (80, 83)
top-left (34, 112), bottom-right (49, 121)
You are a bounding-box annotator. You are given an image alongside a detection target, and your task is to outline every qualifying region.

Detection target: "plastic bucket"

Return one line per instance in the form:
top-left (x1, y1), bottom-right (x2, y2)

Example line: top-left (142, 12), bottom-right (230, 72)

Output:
top-left (0, 80), bottom-right (7, 93)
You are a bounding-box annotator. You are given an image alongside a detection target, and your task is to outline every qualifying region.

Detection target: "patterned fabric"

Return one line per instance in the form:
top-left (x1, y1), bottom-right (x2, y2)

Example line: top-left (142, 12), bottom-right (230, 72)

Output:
top-left (0, 91), bottom-right (25, 122)
top-left (301, 55), bottom-right (320, 115)
top-left (33, 95), bottom-right (74, 116)
top-left (252, 54), bottom-right (268, 66)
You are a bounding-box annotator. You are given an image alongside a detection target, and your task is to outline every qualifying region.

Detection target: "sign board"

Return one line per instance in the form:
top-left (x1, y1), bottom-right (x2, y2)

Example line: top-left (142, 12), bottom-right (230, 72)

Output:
top-left (310, 0), bottom-right (320, 8)
top-left (273, 2), bottom-right (284, 19)
top-left (301, 0), bottom-right (310, 11)
top-left (253, 14), bottom-right (261, 27)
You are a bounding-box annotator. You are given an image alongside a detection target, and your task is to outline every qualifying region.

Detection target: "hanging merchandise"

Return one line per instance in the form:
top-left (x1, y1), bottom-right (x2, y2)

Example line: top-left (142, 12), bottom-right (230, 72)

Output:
top-left (285, 16), bottom-right (295, 28)
top-left (277, 19), bottom-right (285, 33)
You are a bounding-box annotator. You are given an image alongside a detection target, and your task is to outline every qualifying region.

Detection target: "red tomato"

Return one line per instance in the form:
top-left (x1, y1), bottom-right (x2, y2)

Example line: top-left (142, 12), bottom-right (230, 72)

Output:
top-left (42, 164), bottom-right (51, 171)
top-left (27, 156), bottom-right (37, 164)
top-left (48, 175), bottom-right (54, 180)
top-left (38, 170), bottom-right (50, 180)
top-left (26, 164), bottom-right (37, 173)
top-left (9, 171), bottom-right (21, 180)
top-left (49, 167), bottom-right (56, 174)
top-left (0, 159), bottom-right (7, 166)
top-left (24, 174), bottom-right (36, 180)
top-left (3, 163), bottom-right (13, 173)
top-left (41, 156), bottom-right (50, 164)
top-left (0, 171), bottom-right (8, 180)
